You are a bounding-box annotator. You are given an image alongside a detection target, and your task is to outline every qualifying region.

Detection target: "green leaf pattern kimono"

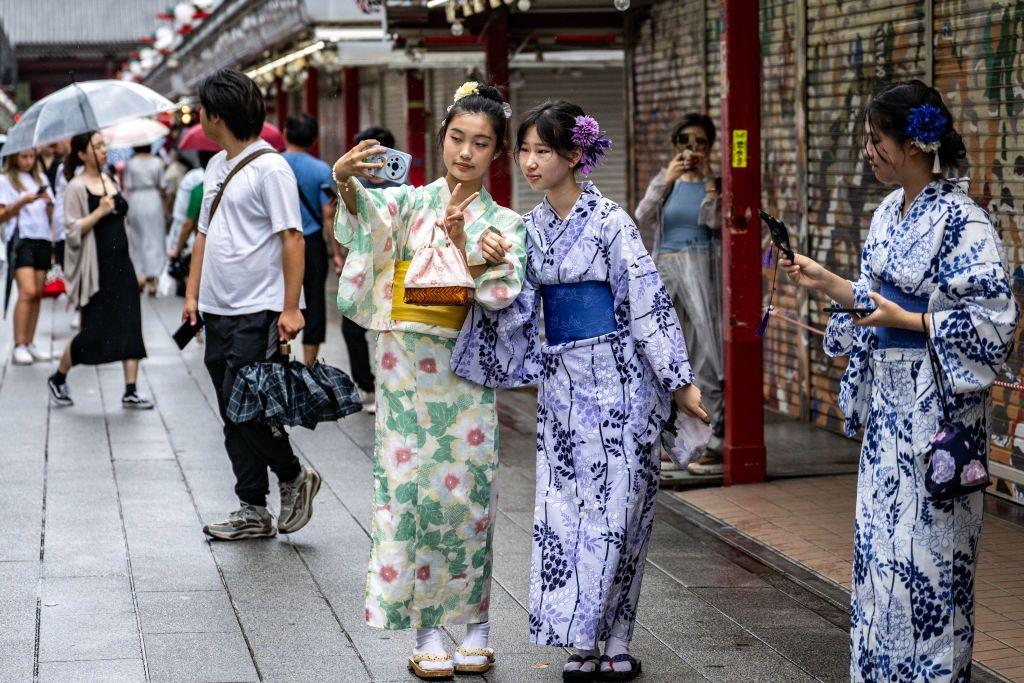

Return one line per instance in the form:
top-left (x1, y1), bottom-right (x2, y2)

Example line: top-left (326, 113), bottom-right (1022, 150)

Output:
top-left (334, 177), bottom-right (526, 629)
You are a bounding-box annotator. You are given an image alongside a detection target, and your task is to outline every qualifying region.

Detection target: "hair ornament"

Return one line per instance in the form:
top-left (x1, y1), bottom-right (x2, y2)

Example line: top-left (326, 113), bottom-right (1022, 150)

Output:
top-left (571, 115), bottom-right (612, 175)
top-left (453, 81), bottom-right (479, 104)
top-left (905, 104), bottom-right (946, 173)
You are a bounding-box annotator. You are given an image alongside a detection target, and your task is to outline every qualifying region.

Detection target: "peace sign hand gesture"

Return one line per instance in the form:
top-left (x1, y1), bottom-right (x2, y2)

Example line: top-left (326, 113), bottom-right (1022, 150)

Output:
top-left (436, 182), bottom-right (479, 251)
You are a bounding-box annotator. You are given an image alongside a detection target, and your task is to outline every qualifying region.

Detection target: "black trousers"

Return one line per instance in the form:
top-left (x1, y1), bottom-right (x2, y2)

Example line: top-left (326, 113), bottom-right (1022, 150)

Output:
top-left (203, 310), bottom-right (301, 507)
top-left (301, 235), bottom-right (328, 346)
top-left (341, 317), bottom-right (375, 393)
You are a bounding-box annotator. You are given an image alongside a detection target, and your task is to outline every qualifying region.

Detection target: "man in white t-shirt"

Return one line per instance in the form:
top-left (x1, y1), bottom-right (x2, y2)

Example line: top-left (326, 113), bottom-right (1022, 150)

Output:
top-left (182, 68), bottom-right (321, 541)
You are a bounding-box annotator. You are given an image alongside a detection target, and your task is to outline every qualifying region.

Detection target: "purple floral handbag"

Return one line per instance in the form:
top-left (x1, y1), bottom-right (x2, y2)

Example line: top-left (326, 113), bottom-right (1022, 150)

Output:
top-left (924, 335), bottom-right (990, 500)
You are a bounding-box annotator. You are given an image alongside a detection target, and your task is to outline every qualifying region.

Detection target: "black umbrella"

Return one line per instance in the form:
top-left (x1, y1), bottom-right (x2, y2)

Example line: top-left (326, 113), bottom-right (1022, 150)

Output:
top-left (227, 353), bottom-right (362, 431)
top-left (2, 230), bottom-right (17, 319)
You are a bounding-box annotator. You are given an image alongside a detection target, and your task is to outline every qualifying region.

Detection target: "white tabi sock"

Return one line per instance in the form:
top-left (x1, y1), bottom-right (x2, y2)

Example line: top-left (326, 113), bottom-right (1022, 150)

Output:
top-left (564, 647), bottom-right (600, 673)
top-left (454, 621), bottom-right (491, 666)
top-left (413, 627), bottom-right (450, 672)
top-left (602, 635), bottom-right (633, 672)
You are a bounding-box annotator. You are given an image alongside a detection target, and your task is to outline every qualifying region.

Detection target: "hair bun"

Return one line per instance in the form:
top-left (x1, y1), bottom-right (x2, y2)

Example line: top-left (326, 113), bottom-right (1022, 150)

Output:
top-left (475, 84), bottom-right (503, 104)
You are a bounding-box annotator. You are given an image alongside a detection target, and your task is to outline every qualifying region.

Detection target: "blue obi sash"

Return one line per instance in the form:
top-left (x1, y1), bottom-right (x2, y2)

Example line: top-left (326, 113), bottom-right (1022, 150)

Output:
top-left (540, 281), bottom-right (617, 345)
top-left (877, 281), bottom-right (928, 349)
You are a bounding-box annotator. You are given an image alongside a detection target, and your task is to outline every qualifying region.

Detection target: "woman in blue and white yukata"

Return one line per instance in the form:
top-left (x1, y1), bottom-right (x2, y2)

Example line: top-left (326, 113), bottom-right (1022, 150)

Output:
top-left (452, 101), bottom-right (708, 682)
top-left (782, 81), bottom-right (1018, 681)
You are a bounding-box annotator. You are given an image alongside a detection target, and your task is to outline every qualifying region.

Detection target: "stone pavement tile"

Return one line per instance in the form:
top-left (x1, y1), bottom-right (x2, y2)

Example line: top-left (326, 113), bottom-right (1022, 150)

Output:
top-left (110, 459), bottom-right (185, 483)
top-left (672, 632), bottom-right (816, 683)
top-left (110, 440), bottom-right (176, 461)
top-left (43, 545), bottom-right (127, 579)
top-left (750, 626), bottom-right (850, 681)
top-left (37, 657), bottom-right (146, 682)
top-left (137, 590), bottom-right (239, 634)
top-left (119, 498), bottom-right (199, 530)
top-left (123, 525), bottom-right (209, 558)
top-left (259, 654), bottom-right (370, 683)
top-left (686, 586), bottom-right (840, 630)
top-left (40, 575), bottom-right (134, 615)
top-left (0, 635), bottom-right (36, 682)
top-left (131, 553), bottom-right (224, 592)
top-left (0, 527), bottom-right (42, 561)
top-left (37, 611), bottom-right (141, 662)
top-left (645, 553), bottom-right (767, 589)
top-left (145, 631), bottom-right (258, 682)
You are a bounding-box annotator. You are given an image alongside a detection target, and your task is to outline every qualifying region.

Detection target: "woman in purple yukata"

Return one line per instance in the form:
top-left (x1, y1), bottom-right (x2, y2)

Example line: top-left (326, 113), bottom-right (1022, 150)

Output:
top-left (452, 100), bottom-right (708, 681)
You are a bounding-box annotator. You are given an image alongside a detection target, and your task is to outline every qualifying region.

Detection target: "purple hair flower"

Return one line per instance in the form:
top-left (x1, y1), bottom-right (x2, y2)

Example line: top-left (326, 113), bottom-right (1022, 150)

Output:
top-left (572, 115), bottom-right (612, 174)
top-left (572, 115), bottom-right (601, 148)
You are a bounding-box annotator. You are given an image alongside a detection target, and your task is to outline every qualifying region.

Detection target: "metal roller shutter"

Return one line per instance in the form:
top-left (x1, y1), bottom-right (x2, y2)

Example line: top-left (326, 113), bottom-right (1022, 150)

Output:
top-left (805, 0), bottom-right (927, 432)
top-left (630, 0), bottom-right (707, 246)
top-left (510, 67), bottom-right (628, 214)
top-left (426, 68), bottom-right (469, 181)
top-left (934, 0), bottom-right (1024, 501)
top-left (381, 69), bottom-right (409, 155)
top-left (759, 0), bottom-right (806, 418)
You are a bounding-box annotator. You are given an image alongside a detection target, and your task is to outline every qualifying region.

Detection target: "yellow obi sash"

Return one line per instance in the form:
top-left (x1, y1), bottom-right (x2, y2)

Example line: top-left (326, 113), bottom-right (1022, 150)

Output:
top-left (391, 260), bottom-right (470, 330)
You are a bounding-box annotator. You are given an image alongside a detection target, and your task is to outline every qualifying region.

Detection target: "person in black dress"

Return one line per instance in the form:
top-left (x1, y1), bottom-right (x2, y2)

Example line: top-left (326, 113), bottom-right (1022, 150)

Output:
top-left (47, 131), bottom-right (151, 409)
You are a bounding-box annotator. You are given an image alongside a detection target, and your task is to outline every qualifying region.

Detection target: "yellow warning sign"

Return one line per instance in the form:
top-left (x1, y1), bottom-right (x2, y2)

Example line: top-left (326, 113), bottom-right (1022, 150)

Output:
top-left (732, 129), bottom-right (748, 168)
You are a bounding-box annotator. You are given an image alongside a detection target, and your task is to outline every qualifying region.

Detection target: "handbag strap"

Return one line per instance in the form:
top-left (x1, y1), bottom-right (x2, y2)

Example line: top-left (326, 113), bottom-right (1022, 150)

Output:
top-left (925, 334), bottom-right (951, 423)
top-left (209, 148), bottom-right (277, 220)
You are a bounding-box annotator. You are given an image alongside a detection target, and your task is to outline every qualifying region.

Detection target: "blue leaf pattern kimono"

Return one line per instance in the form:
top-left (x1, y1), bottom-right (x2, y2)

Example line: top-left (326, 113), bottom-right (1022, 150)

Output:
top-left (452, 183), bottom-right (694, 649)
top-left (825, 179), bottom-right (1018, 682)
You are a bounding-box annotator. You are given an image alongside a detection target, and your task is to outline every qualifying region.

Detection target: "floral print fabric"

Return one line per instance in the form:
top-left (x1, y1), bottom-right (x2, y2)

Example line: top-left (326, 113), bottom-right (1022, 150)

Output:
top-left (333, 178), bottom-right (526, 630)
top-left (824, 179), bottom-right (1018, 681)
top-left (452, 183), bottom-right (694, 649)
top-left (365, 331), bottom-right (498, 629)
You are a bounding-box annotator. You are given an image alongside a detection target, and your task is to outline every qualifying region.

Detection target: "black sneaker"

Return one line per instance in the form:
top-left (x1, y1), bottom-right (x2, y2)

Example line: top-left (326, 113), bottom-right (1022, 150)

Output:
top-left (122, 391), bottom-right (154, 410)
top-left (278, 466), bottom-right (322, 534)
top-left (48, 377), bottom-right (73, 407)
top-left (202, 503), bottom-right (276, 541)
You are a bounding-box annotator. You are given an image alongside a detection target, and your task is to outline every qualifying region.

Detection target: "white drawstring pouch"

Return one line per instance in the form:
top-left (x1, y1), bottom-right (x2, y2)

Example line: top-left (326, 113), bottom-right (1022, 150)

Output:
top-left (661, 407), bottom-right (713, 468)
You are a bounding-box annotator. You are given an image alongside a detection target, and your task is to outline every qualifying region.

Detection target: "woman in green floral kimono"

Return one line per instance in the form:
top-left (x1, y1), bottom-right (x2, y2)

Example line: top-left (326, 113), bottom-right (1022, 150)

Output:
top-left (332, 82), bottom-right (525, 679)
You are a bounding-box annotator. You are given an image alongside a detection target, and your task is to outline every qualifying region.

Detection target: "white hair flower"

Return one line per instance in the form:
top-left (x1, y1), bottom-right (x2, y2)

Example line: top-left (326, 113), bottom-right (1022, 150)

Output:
top-left (453, 81), bottom-right (480, 103)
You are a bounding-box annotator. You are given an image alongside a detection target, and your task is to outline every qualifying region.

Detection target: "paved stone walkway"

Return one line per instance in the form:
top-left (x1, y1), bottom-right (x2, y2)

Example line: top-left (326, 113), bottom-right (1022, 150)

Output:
top-left (0, 295), bottom-right (857, 682)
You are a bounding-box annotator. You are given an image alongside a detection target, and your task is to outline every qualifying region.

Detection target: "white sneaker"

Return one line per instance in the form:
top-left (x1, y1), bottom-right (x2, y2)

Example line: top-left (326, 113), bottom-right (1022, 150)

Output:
top-left (12, 345), bottom-right (33, 365)
top-left (27, 344), bottom-right (51, 362)
top-left (358, 388), bottom-right (376, 415)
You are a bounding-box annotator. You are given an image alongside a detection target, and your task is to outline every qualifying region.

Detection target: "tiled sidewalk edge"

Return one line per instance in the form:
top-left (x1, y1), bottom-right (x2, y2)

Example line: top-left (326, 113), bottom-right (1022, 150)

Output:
top-left (657, 492), bottom-right (1008, 683)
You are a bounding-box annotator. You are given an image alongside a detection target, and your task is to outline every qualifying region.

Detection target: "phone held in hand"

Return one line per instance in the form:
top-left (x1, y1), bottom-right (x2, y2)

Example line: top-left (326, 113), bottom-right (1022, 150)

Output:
top-left (758, 209), bottom-right (794, 260)
top-left (172, 316), bottom-right (205, 350)
top-left (365, 147), bottom-right (413, 185)
top-left (824, 306), bottom-right (876, 316)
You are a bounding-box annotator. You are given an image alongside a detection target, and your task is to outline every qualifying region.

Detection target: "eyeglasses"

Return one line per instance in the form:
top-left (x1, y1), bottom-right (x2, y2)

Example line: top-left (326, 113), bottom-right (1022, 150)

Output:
top-left (674, 133), bottom-right (709, 148)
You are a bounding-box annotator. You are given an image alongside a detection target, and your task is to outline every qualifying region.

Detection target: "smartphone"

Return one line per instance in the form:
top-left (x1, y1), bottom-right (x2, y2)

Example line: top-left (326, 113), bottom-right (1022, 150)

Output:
top-left (365, 147), bottom-right (412, 185)
top-left (36, 185), bottom-right (48, 196)
top-left (172, 316), bottom-right (205, 350)
top-left (758, 209), bottom-right (794, 260)
top-left (824, 306), bottom-right (876, 316)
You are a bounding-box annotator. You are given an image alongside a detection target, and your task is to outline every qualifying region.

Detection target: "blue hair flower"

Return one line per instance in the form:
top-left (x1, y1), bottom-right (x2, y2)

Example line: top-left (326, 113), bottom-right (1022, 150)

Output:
top-left (905, 104), bottom-right (946, 146)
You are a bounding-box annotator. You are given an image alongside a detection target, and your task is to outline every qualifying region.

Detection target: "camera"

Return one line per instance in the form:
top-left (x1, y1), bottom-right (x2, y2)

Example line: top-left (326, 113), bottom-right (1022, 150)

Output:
top-left (366, 147), bottom-right (412, 185)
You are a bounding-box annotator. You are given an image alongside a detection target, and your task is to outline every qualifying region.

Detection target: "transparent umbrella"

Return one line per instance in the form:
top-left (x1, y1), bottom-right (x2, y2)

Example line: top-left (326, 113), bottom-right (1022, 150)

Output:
top-left (0, 80), bottom-right (174, 157)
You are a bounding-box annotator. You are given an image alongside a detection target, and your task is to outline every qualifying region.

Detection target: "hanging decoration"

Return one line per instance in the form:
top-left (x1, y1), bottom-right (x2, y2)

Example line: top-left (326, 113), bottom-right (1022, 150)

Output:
top-left (117, 1), bottom-right (222, 82)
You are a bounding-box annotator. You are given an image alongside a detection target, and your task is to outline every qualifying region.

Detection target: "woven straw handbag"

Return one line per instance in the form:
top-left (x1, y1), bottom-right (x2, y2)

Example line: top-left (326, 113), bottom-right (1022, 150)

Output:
top-left (403, 220), bottom-right (476, 306)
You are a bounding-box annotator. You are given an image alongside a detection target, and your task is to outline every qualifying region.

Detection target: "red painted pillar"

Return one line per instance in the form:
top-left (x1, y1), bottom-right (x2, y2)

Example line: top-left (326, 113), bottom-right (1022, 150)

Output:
top-left (484, 7), bottom-right (511, 207)
top-left (406, 70), bottom-right (427, 187)
top-left (305, 66), bottom-right (320, 156)
top-left (275, 75), bottom-right (287, 130)
top-left (343, 67), bottom-right (360, 148)
top-left (720, 0), bottom-right (766, 485)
